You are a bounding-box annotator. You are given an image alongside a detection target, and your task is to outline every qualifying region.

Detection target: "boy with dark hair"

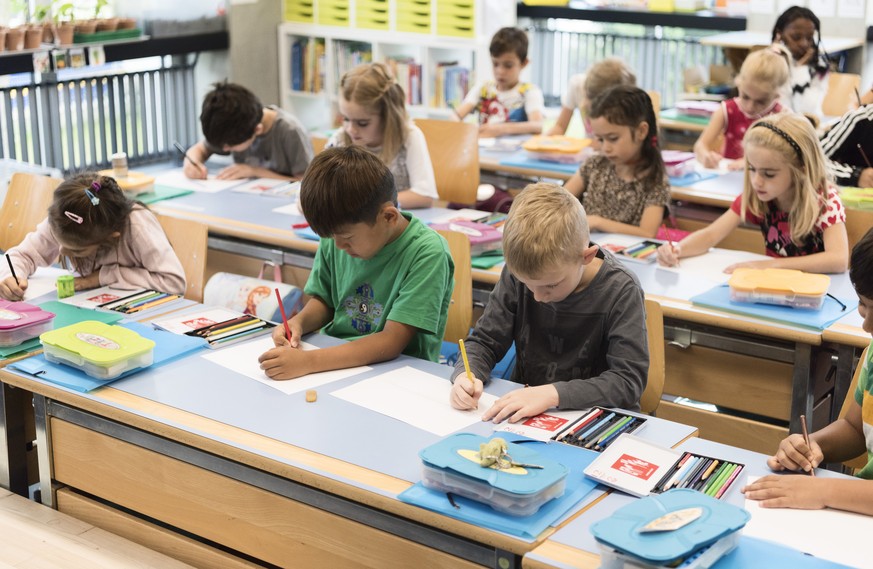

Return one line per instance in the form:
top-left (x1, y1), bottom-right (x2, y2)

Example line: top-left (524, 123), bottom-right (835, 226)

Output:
top-left (258, 146), bottom-right (454, 379)
top-left (454, 27), bottom-right (544, 137)
top-left (184, 82), bottom-right (313, 181)
top-left (449, 183), bottom-right (648, 422)
top-left (743, 227), bottom-right (873, 515)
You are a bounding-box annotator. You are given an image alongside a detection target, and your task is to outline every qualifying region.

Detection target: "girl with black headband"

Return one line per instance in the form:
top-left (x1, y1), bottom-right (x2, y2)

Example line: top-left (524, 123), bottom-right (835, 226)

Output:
top-left (658, 113), bottom-right (849, 274)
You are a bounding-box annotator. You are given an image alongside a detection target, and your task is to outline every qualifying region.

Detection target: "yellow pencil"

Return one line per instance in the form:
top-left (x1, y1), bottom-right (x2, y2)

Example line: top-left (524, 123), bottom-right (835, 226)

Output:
top-left (458, 339), bottom-right (474, 386)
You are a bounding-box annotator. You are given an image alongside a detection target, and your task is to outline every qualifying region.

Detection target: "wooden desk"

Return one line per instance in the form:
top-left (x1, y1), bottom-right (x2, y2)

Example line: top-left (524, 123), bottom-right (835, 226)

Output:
top-left (0, 332), bottom-right (696, 568)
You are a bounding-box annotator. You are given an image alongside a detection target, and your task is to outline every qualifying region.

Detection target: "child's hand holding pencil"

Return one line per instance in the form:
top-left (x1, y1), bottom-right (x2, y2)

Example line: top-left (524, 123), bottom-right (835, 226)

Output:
top-left (765, 431), bottom-right (823, 475)
top-left (449, 339), bottom-right (484, 411)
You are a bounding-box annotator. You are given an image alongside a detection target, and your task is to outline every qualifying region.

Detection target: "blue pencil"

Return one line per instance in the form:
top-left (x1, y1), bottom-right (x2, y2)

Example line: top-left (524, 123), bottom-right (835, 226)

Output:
top-left (574, 412), bottom-right (615, 443)
top-left (595, 417), bottom-right (637, 450)
top-left (667, 456), bottom-right (701, 490)
top-left (680, 457), bottom-right (710, 489)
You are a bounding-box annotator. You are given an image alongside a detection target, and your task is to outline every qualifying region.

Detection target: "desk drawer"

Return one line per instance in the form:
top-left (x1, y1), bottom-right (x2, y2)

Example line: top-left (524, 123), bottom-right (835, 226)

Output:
top-left (50, 419), bottom-right (481, 569)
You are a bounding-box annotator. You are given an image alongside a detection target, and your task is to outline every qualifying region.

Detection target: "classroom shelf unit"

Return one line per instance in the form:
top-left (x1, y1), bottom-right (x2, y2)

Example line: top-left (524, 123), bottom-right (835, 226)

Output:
top-left (278, 0), bottom-right (516, 130)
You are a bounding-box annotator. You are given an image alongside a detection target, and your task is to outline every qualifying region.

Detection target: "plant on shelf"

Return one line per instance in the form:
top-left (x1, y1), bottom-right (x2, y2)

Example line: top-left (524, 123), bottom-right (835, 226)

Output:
top-left (34, 3), bottom-right (53, 43)
top-left (93, 0), bottom-right (119, 32)
top-left (53, 1), bottom-right (75, 45)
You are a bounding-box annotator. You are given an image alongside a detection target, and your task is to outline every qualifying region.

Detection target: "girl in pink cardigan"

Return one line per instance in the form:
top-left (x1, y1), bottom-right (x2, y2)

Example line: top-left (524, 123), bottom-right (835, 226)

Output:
top-left (0, 173), bottom-right (185, 300)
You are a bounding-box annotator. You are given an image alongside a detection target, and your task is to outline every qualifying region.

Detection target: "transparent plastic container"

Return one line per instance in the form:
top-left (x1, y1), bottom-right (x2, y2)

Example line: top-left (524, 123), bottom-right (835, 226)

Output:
top-left (40, 321), bottom-right (155, 380)
top-left (421, 462), bottom-right (566, 517)
top-left (598, 532), bottom-right (741, 569)
top-left (728, 268), bottom-right (830, 310)
top-left (0, 302), bottom-right (55, 347)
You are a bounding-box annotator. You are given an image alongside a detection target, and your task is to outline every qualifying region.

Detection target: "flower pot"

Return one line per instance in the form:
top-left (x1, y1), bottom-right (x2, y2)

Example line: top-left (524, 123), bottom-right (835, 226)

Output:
top-left (0, 28), bottom-right (7, 53)
top-left (5, 27), bottom-right (25, 52)
top-left (75, 20), bottom-right (97, 34)
top-left (117, 18), bottom-right (137, 30)
top-left (24, 25), bottom-right (44, 49)
top-left (42, 22), bottom-right (54, 43)
top-left (55, 23), bottom-right (74, 46)
top-left (95, 18), bottom-right (119, 32)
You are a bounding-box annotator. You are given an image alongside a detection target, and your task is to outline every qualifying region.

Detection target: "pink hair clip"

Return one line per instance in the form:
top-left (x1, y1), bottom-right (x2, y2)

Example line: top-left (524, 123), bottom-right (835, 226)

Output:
top-left (64, 211), bottom-right (83, 224)
top-left (91, 181), bottom-right (101, 192)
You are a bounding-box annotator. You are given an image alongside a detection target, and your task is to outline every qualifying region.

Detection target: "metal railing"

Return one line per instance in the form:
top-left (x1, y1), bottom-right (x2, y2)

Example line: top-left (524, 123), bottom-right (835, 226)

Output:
top-left (526, 20), bottom-right (727, 109)
top-left (0, 59), bottom-right (199, 174)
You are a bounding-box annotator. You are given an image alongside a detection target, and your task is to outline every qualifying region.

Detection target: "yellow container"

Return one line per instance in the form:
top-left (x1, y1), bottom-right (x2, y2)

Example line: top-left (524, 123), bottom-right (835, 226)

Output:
top-left (648, 0), bottom-right (675, 11)
top-left (284, 2), bottom-right (314, 23)
top-left (727, 268), bottom-right (831, 310)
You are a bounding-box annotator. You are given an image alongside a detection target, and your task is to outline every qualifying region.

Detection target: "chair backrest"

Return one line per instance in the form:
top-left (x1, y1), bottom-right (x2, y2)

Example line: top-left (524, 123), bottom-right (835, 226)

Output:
top-left (640, 298), bottom-right (666, 415)
top-left (838, 345), bottom-right (868, 471)
top-left (647, 90), bottom-right (661, 122)
top-left (0, 172), bottom-right (62, 252)
top-left (436, 229), bottom-right (472, 344)
top-left (310, 135), bottom-right (328, 155)
top-left (156, 214), bottom-right (208, 302)
top-left (822, 72), bottom-right (861, 117)
top-left (846, 207), bottom-right (873, 261)
top-left (414, 119), bottom-right (479, 205)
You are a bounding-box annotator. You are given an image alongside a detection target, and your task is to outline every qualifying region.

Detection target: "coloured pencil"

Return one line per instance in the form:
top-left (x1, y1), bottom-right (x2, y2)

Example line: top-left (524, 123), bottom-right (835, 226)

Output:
top-left (575, 412), bottom-right (616, 444)
top-left (126, 294), bottom-right (180, 314)
top-left (97, 289), bottom-right (155, 309)
top-left (654, 453), bottom-right (691, 493)
top-left (679, 456), bottom-right (709, 488)
top-left (857, 144), bottom-right (873, 169)
top-left (173, 141), bottom-right (205, 172)
top-left (697, 459), bottom-right (720, 486)
top-left (856, 87), bottom-right (863, 107)
top-left (275, 288), bottom-right (292, 343)
top-left (207, 322), bottom-right (270, 342)
top-left (559, 408), bottom-right (602, 441)
top-left (5, 253), bottom-right (19, 286)
top-left (715, 464), bottom-right (743, 499)
top-left (584, 416), bottom-right (622, 449)
top-left (706, 463), bottom-right (737, 497)
top-left (458, 339), bottom-right (474, 387)
top-left (594, 416), bottom-right (634, 450)
top-left (800, 414), bottom-right (815, 477)
top-left (668, 456), bottom-right (701, 490)
top-left (189, 315), bottom-right (257, 337)
top-left (699, 461), bottom-right (727, 493)
top-left (684, 457), bottom-right (712, 489)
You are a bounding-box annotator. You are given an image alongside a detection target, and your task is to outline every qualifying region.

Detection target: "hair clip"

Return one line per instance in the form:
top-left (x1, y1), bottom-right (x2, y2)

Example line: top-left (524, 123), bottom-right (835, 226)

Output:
top-left (91, 181), bottom-right (101, 193)
top-left (84, 188), bottom-right (100, 206)
top-left (64, 211), bottom-right (84, 224)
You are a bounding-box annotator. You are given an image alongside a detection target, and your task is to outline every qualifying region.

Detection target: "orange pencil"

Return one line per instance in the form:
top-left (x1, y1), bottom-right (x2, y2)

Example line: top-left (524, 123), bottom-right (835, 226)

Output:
top-left (125, 294), bottom-right (180, 314)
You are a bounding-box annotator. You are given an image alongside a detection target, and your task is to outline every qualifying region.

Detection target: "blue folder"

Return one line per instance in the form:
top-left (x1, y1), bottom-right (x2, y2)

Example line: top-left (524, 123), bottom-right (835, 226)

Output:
top-left (690, 284), bottom-right (858, 331)
top-left (398, 437), bottom-right (600, 540)
top-left (498, 156), bottom-right (579, 176)
top-left (8, 321), bottom-right (207, 392)
top-left (669, 171), bottom-right (719, 187)
top-left (295, 226), bottom-right (320, 241)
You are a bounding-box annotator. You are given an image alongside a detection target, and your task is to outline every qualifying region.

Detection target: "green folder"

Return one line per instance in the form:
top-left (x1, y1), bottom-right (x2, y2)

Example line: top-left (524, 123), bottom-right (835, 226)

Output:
top-left (137, 186), bottom-right (194, 205)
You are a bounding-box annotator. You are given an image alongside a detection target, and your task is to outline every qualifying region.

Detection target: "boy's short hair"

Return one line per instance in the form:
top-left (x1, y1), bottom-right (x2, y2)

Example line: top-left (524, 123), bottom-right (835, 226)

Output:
top-left (850, 227), bottom-right (873, 299)
top-left (200, 82), bottom-right (263, 148)
top-left (490, 27), bottom-right (528, 61)
top-left (299, 146), bottom-right (397, 237)
top-left (503, 183), bottom-right (589, 277)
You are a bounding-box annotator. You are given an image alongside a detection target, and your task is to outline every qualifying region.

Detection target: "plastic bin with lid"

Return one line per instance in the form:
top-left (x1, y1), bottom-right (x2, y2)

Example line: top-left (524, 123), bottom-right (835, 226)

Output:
top-left (0, 300), bottom-right (55, 347)
top-left (727, 268), bottom-right (830, 310)
top-left (40, 320), bottom-right (156, 380)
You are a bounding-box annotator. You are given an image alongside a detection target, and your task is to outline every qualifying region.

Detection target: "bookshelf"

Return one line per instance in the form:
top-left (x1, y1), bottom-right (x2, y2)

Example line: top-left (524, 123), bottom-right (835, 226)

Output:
top-left (278, 0), bottom-right (516, 130)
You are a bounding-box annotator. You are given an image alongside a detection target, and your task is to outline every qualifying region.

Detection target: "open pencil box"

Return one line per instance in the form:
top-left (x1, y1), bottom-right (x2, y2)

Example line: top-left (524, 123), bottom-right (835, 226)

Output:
top-left (0, 300), bottom-right (55, 347)
top-left (419, 433), bottom-right (569, 516)
top-left (728, 268), bottom-right (830, 310)
top-left (591, 488), bottom-right (750, 569)
top-left (553, 407), bottom-right (647, 452)
top-left (40, 320), bottom-right (156, 380)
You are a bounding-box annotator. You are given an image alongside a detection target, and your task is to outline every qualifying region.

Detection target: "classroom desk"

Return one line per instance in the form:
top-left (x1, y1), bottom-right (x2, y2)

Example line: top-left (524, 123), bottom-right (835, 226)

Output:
top-left (0, 332), bottom-right (696, 568)
top-left (522, 437), bottom-right (855, 569)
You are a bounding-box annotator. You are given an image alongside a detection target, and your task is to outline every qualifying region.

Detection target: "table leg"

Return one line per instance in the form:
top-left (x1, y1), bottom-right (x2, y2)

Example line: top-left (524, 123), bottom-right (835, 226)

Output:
top-left (0, 383), bottom-right (29, 496)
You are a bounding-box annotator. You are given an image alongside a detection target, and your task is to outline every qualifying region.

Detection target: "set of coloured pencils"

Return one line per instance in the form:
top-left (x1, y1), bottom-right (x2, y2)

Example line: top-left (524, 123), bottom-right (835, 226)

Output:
top-left (651, 452), bottom-right (744, 500)
top-left (558, 408), bottom-right (646, 452)
top-left (98, 289), bottom-right (181, 315)
top-left (618, 240), bottom-right (660, 262)
top-left (184, 314), bottom-right (275, 348)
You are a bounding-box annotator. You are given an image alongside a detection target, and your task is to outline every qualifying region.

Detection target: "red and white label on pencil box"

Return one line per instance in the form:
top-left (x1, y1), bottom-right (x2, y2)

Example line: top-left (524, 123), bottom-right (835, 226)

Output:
top-left (494, 409), bottom-right (589, 441)
top-left (584, 434), bottom-right (683, 497)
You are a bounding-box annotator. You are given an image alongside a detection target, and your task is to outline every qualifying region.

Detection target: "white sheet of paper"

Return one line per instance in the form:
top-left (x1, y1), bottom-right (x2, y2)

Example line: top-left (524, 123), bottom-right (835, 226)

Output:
top-left (22, 266), bottom-right (69, 301)
top-left (331, 366), bottom-right (498, 436)
top-left (201, 336), bottom-right (371, 395)
top-left (431, 208), bottom-right (491, 223)
top-left (272, 202), bottom-right (301, 216)
top-left (656, 249), bottom-right (766, 284)
top-left (744, 475), bottom-right (873, 568)
top-left (154, 169), bottom-right (243, 193)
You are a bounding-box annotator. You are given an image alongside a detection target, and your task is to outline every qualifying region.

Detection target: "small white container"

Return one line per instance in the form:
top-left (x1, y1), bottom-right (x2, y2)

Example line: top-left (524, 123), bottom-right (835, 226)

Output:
top-left (421, 462), bottom-right (566, 517)
top-left (40, 321), bottom-right (155, 380)
top-left (0, 301), bottom-right (56, 347)
top-left (728, 268), bottom-right (830, 310)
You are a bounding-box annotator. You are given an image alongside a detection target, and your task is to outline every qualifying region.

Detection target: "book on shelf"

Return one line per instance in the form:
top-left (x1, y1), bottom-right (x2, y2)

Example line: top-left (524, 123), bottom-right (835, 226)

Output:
top-left (290, 37), bottom-right (325, 93)
top-left (334, 41), bottom-right (372, 88)
top-left (385, 56), bottom-right (422, 106)
top-left (433, 61), bottom-right (470, 109)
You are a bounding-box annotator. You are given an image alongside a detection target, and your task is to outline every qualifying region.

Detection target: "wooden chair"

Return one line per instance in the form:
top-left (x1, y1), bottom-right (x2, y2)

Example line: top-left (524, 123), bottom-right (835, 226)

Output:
top-left (414, 119), bottom-right (480, 205)
top-left (647, 90), bottom-right (661, 123)
top-left (0, 172), bottom-right (62, 252)
top-left (310, 135), bottom-right (328, 155)
top-left (822, 72), bottom-right (861, 117)
top-left (436, 229), bottom-right (472, 344)
top-left (156, 214), bottom-right (208, 303)
top-left (846, 207), bottom-right (873, 260)
top-left (640, 298), bottom-right (666, 415)
top-left (838, 346), bottom-right (868, 471)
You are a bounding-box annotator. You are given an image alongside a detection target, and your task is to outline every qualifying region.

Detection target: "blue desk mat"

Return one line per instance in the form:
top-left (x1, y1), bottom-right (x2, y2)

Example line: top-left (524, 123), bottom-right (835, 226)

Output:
top-left (691, 284), bottom-right (858, 331)
top-left (669, 171), bottom-right (719, 187)
top-left (498, 153), bottom-right (579, 175)
top-left (8, 321), bottom-right (207, 392)
top-left (398, 439), bottom-right (600, 540)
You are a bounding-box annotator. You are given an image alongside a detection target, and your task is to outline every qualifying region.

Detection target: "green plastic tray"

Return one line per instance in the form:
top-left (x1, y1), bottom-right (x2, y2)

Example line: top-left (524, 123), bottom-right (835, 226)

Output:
top-left (73, 28), bottom-right (142, 44)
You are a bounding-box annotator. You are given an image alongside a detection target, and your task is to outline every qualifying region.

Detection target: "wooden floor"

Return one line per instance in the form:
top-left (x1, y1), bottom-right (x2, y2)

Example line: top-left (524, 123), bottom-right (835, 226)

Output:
top-left (0, 489), bottom-right (194, 568)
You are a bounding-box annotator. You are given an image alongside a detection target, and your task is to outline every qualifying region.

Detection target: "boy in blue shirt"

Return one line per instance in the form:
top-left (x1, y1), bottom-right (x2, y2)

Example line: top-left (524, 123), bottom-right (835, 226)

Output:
top-left (259, 146), bottom-right (453, 380)
top-left (744, 227), bottom-right (873, 515)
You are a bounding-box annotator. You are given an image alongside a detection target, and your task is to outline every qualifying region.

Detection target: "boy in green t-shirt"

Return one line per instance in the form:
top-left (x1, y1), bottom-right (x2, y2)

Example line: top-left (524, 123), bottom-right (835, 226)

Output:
top-left (258, 146), bottom-right (454, 380)
top-left (743, 227), bottom-right (873, 515)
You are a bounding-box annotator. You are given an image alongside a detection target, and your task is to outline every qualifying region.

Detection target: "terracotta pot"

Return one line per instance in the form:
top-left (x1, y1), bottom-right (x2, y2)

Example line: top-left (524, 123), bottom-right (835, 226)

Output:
top-left (55, 23), bottom-right (74, 46)
top-left (5, 27), bottom-right (25, 52)
top-left (24, 25), bottom-right (43, 49)
top-left (75, 20), bottom-right (97, 34)
top-left (0, 28), bottom-right (7, 53)
top-left (95, 18), bottom-right (119, 32)
top-left (117, 18), bottom-right (136, 30)
top-left (42, 22), bottom-right (54, 43)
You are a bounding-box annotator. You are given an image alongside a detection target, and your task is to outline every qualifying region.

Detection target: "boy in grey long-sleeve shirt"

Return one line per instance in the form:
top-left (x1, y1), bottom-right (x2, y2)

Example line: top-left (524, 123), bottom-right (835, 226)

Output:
top-left (450, 183), bottom-right (648, 423)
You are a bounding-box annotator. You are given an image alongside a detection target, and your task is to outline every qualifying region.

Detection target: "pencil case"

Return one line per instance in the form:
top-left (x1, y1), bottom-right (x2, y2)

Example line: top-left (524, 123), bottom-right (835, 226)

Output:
top-left (0, 300), bottom-right (56, 347)
top-left (419, 433), bottom-right (569, 516)
top-left (522, 135), bottom-right (591, 164)
top-left (662, 150), bottom-right (696, 178)
top-left (728, 268), bottom-right (830, 310)
top-left (40, 320), bottom-right (155, 380)
top-left (555, 407), bottom-right (647, 452)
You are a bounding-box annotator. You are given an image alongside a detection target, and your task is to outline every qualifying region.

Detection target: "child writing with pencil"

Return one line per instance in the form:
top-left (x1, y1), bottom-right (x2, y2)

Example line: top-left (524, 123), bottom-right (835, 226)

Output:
top-left (0, 173), bottom-right (185, 300)
top-left (454, 27), bottom-right (545, 137)
top-left (742, 227), bottom-right (873, 515)
top-left (694, 47), bottom-right (790, 171)
top-left (258, 146), bottom-right (453, 379)
top-left (326, 62), bottom-right (438, 209)
top-left (449, 183), bottom-right (648, 422)
top-left (658, 113), bottom-right (849, 274)
top-left (183, 82), bottom-right (313, 181)
top-left (563, 86), bottom-right (670, 238)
